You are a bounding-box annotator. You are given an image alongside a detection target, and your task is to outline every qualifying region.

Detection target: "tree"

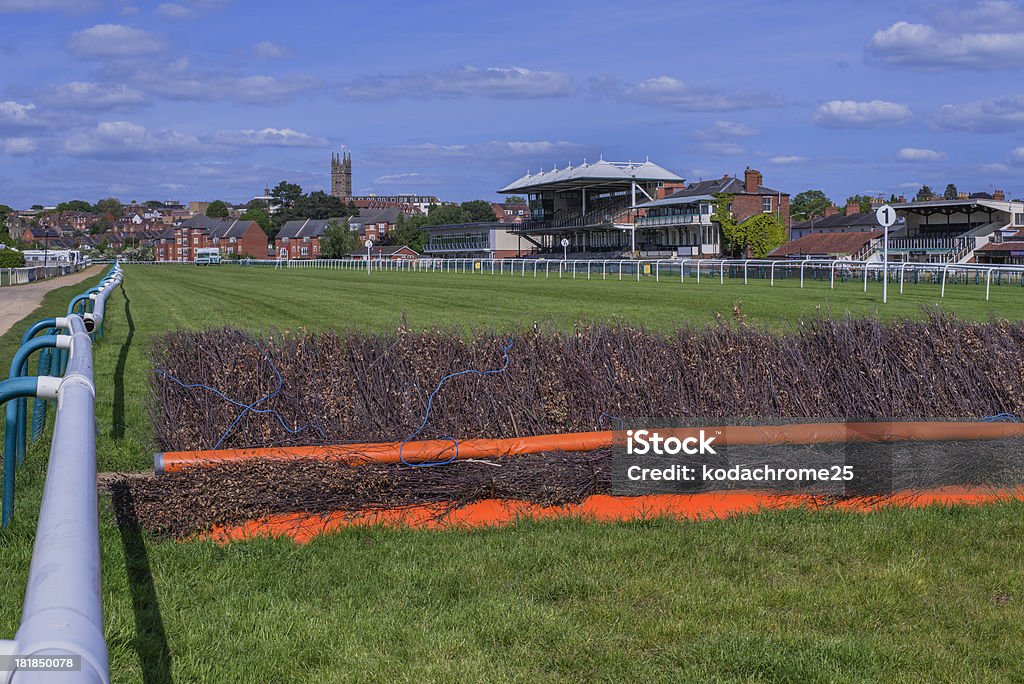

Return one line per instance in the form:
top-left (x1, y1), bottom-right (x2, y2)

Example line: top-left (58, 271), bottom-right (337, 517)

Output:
top-left (915, 185), bottom-right (935, 202)
top-left (0, 249), bottom-right (25, 268)
top-left (713, 194), bottom-right (786, 258)
top-left (790, 190), bottom-right (832, 222)
top-left (426, 203), bottom-right (471, 225)
top-left (241, 207), bottom-right (273, 238)
top-left (143, 200), bottom-right (164, 208)
top-left (57, 200), bottom-right (93, 212)
top-left (391, 214), bottom-right (430, 252)
top-left (90, 218), bottom-right (112, 234)
top-left (270, 181), bottom-right (303, 207)
top-left (505, 195), bottom-right (526, 204)
top-left (206, 200), bottom-right (229, 218)
top-left (94, 197), bottom-right (122, 216)
top-left (293, 191), bottom-right (347, 220)
top-left (320, 220), bottom-right (359, 258)
top-left (944, 183), bottom-right (959, 200)
top-left (460, 200), bottom-right (497, 223)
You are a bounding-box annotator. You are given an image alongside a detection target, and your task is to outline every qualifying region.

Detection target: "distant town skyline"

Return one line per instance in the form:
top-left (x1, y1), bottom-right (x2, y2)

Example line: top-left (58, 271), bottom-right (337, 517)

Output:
top-left (2, 0), bottom-right (1024, 207)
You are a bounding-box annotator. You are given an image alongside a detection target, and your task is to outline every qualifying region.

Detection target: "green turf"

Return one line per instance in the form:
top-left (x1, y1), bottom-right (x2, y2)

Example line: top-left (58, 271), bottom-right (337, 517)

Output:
top-left (1, 263), bottom-right (1023, 683)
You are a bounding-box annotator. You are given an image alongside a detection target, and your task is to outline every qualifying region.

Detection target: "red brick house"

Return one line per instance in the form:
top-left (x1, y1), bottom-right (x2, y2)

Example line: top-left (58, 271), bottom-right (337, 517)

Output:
top-left (274, 218), bottom-right (350, 259)
top-left (491, 202), bottom-right (529, 223)
top-left (171, 215), bottom-right (268, 262)
top-left (349, 207), bottom-right (401, 242)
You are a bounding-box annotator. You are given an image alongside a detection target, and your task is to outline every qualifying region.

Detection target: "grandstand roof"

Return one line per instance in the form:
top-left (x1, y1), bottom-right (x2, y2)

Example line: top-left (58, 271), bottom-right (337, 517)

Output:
top-left (499, 159), bottom-right (682, 193)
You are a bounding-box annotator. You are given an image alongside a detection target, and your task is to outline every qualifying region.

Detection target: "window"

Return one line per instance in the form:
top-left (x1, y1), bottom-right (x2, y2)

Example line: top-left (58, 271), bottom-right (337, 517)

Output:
top-left (301, 247), bottom-right (308, 255)
top-left (762, 196), bottom-right (773, 213)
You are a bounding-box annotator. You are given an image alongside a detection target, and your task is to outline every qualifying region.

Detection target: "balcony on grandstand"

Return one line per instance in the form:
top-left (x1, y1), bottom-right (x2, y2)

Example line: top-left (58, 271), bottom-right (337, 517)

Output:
top-left (887, 194), bottom-right (1024, 264)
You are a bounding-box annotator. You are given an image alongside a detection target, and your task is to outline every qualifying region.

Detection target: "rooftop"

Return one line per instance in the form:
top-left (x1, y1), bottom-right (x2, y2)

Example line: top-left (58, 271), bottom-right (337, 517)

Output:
top-left (499, 159), bottom-right (682, 194)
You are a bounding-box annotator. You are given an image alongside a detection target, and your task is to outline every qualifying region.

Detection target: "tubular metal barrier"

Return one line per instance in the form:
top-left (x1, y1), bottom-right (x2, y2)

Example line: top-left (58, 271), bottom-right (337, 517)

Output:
top-left (0, 262), bottom-right (122, 683)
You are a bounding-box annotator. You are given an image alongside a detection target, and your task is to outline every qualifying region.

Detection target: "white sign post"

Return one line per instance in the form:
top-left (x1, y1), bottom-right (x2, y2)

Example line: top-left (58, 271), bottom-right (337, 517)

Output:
top-left (875, 204), bottom-right (897, 304)
top-left (561, 237), bottom-right (569, 262)
top-left (364, 239), bottom-right (373, 275)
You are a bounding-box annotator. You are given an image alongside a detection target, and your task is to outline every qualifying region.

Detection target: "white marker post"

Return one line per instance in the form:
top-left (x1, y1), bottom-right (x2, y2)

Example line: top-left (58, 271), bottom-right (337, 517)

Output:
top-left (561, 237), bottom-right (569, 262)
top-left (365, 239), bottom-right (373, 275)
top-left (875, 204), bottom-right (897, 304)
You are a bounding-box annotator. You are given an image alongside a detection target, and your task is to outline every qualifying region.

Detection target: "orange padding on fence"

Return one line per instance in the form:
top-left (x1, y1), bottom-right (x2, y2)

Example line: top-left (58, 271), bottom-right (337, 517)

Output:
top-left (202, 488), bottom-right (1024, 544)
top-left (160, 421), bottom-right (1024, 473)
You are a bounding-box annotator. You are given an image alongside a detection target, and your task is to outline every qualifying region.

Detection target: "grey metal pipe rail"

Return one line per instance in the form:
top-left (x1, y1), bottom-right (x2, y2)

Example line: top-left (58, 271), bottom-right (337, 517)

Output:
top-left (0, 263), bottom-right (122, 683)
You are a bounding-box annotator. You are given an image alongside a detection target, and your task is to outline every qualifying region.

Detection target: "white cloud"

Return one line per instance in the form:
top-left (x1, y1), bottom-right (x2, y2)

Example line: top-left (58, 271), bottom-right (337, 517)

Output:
top-left (0, 0), bottom-right (96, 12)
top-left (37, 81), bottom-right (147, 110)
top-left (898, 147), bottom-right (946, 162)
top-left (1012, 148), bottom-right (1024, 162)
top-left (620, 76), bottom-right (782, 112)
top-left (867, 20), bottom-right (1024, 69)
top-left (982, 162), bottom-right (1012, 173)
top-left (698, 142), bottom-right (745, 156)
top-left (155, 2), bottom-right (193, 18)
top-left (102, 58), bottom-right (320, 105)
top-left (343, 66), bottom-right (574, 99)
top-left (373, 172), bottom-right (444, 185)
top-left (768, 155), bottom-right (807, 164)
top-left (3, 137), bottom-right (37, 155)
top-left (67, 24), bottom-right (166, 58)
top-left (63, 121), bottom-right (202, 160)
top-left (933, 95), bottom-right (1024, 132)
top-left (205, 127), bottom-right (328, 148)
top-left (252, 40), bottom-right (287, 59)
top-left (387, 140), bottom-right (581, 160)
top-left (0, 100), bottom-right (37, 125)
top-left (695, 120), bottom-right (758, 140)
top-left (812, 100), bottom-right (912, 128)
top-left (234, 75), bottom-right (320, 103)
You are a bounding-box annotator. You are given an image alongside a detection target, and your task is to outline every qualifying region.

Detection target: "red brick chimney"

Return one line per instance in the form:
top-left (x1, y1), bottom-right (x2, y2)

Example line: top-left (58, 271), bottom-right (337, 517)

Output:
top-left (993, 189), bottom-right (1006, 201)
top-left (845, 198), bottom-right (861, 215)
top-left (823, 204), bottom-right (840, 217)
top-left (744, 167), bottom-right (762, 193)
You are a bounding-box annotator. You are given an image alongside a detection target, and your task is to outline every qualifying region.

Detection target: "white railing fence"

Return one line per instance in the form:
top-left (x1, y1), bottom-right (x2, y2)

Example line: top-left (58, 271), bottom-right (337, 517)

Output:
top-left (105, 257), bottom-right (1024, 303)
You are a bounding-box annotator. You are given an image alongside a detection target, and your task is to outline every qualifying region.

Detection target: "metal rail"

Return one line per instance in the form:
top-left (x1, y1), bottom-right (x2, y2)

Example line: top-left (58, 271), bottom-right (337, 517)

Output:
top-left (0, 263), bottom-right (122, 683)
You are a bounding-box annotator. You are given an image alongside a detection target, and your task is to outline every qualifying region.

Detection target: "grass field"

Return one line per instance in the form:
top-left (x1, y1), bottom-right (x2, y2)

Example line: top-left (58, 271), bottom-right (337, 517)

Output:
top-left (2, 264), bottom-right (1024, 682)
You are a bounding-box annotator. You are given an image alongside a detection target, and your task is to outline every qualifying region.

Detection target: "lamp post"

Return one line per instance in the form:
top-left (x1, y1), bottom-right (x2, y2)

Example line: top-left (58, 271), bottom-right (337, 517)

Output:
top-left (365, 238), bottom-right (373, 275)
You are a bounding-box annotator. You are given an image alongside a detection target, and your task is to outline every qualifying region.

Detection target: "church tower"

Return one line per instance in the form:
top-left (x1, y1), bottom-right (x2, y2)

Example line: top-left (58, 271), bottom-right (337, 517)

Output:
top-left (331, 150), bottom-right (352, 199)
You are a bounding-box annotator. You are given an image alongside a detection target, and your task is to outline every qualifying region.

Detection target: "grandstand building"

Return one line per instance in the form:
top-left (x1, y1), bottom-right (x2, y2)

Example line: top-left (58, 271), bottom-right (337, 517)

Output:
top-left (497, 158), bottom-right (684, 256)
top-left (886, 196), bottom-right (1024, 264)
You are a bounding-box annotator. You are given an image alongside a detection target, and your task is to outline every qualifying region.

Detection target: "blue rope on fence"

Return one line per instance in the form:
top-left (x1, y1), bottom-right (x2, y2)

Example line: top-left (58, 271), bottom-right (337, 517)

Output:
top-left (398, 338), bottom-right (514, 468)
top-left (981, 413), bottom-right (1020, 422)
top-left (156, 346), bottom-right (325, 449)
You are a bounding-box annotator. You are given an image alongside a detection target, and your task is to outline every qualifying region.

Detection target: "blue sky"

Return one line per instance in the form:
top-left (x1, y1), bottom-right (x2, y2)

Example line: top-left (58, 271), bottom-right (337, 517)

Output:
top-left (1, 0), bottom-right (1024, 208)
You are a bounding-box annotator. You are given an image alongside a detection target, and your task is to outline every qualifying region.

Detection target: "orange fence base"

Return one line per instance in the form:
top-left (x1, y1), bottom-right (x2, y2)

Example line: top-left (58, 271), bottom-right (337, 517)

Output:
top-left (201, 488), bottom-right (1024, 545)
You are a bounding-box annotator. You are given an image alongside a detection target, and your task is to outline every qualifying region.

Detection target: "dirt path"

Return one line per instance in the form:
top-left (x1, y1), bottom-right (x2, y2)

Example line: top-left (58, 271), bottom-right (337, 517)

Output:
top-left (0, 265), bottom-right (104, 337)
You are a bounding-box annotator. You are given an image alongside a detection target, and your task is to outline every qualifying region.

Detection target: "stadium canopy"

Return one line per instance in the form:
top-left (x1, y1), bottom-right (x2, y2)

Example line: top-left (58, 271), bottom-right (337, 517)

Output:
top-left (499, 159), bottom-right (682, 194)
